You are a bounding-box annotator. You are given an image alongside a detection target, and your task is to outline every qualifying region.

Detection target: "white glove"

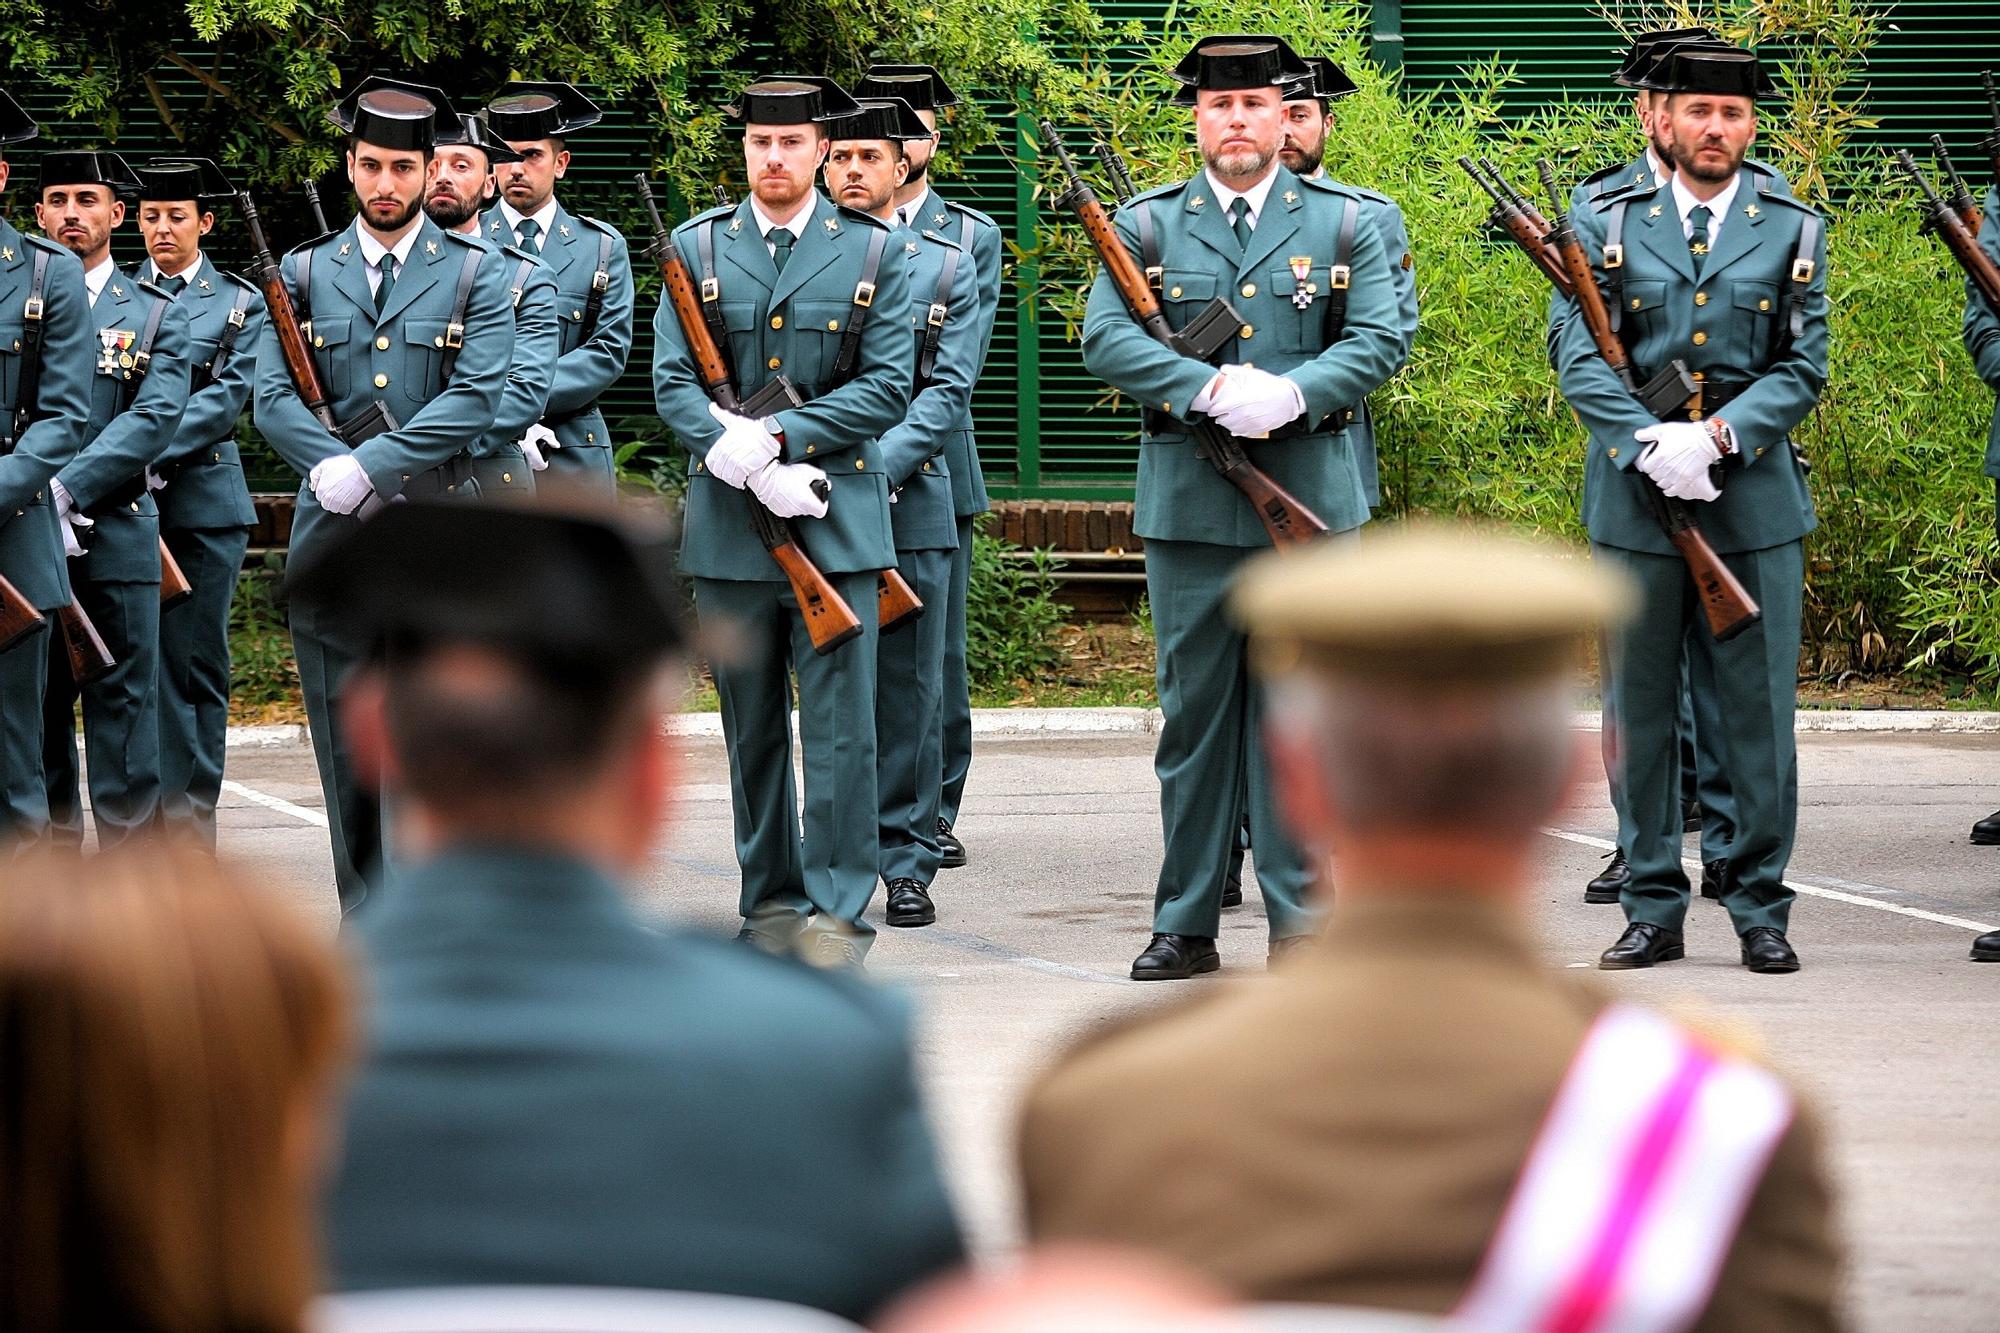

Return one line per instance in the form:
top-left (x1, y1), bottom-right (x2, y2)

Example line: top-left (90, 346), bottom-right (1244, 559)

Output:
top-left (59, 510), bottom-right (92, 558)
top-left (50, 477), bottom-right (74, 518)
top-left (309, 454), bottom-right (376, 516)
top-left (518, 423), bottom-right (556, 472)
top-left (145, 468), bottom-right (166, 493)
top-left (1207, 365), bottom-right (1305, 437)
top-left (703, 402), bottom-right (782, 489)
top-left (747, 460), bottom-right (830, 519)
top-left (1633, 422), bottom-right (1722, 503)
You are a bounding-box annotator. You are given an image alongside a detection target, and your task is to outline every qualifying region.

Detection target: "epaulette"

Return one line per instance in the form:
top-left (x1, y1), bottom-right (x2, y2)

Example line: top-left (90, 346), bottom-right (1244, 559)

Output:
top-left (1584, 175), bottom-right (1664, 214)
top-left (1319, 177), bottom-right (1396, 209)
top-left (1297, 172), bottom-right (1352, 195)
top-left (134, 277), bottom-right (175, 304)
top-left (833, 202), bottom-right (894, 230)
top-left (1744, 190), bottom-right (1822, 218)
top-left (437, 226), bottom-right (485, 250)
top-left (1589, 162), bottom-right (1655, 201)
top-left (499, 241), bottom-right (544, 266)
top-left (572, 212), bottom-right (625, 241)
top-left (919, 227), bottom-right (963, 251)
top-left (1121, 177), bottom-right (1187, 209)
top-left (1744, 158), bottom-right (1792, 196)
top-left (22, 233), bottom-right (69, 257)
top-left (217, 269), bottom-right (260, 295)
top-left (932, 196), bottom-right (998, 232)
top-left (284, 230), bottom-right (342, 258)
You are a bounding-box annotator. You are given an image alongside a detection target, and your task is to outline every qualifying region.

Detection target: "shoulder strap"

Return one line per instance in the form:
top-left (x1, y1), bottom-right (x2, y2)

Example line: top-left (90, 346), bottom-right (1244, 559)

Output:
top-left (437, 245), bottom-right (487, 384)
top-left (509, 255), bottom-right (538, 310)
top-left (200, 284), bottom-right (256, 388)
top-left (577, 227), bottom-right (615, 342)
top-left (916, 227), bottom-right (969, 391)
top-left (1324, 198), bottom-right (1358, 342)
top-left (1775, 213), bottom-right (1821, 361)
top-left (696, 218), bottom-right (729, 351)
top-left (1453, 1004), bottom-right (1794, 1333)
top-left (1136, 199), bottom-right (1163, 293)
top-left (830, 225), bottom-right (890, 387)
top-left (10, 247), bottom-right (51, 445)
top-left (294, 247), bottom-right (316, 344)
top-left (121, 292), bottom-right (171, 408)
top-left (1603, 198), bottom-right (1633, 336)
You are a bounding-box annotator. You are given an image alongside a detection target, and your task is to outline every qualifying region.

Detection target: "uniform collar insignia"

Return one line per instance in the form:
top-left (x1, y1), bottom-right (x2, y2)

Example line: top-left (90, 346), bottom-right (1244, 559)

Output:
top-left (110, 284), bottom-right (124, 297)
top-left (728, 217), bottom-right (742, 232)
top-left (1190, 195), bottom-right (1206, 209)
top-left (425, 240), bottom-right (439, 255)
top-left (1745, 203), bottom-right (1760, 218)
top-left (905, 240), bottom-right (919, 254)
top-left (824, 216), bottom-right (840, 232)
top-left (197, 277), bottom-right (211, 289)
top-left (1648, 205), bottom-right (1664, 218)
top-left (489, 218), bottom-right (503, 233)
top-left (558, 223), bottom-right (571, 237)
top-left (339, 242), bottom-right (352, 256)
top-left (932, 210), bottom-right (946, 225)
top-left (1, 247), bottom-right (12, 262)
top-left (1283, 190), bottom-right (1298, 203)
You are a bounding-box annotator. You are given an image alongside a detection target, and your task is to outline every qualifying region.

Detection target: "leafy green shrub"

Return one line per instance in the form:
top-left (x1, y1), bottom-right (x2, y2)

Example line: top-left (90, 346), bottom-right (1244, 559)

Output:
top-left (227, 553), bottom-right (299, 715)
top-left (965, 531), bottom-right (1068, 687)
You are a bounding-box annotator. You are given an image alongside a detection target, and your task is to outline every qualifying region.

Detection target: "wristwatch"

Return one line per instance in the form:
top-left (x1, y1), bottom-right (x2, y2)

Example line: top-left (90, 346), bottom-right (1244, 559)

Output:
top-left (761, 414), bottom-right (786, 445)
top-left (1706, 417), bottom-right (1737, 458)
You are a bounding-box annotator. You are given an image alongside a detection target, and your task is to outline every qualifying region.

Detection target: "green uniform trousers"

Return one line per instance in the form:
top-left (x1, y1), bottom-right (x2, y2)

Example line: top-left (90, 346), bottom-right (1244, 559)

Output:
top-left (1146, 538), bottom-right (1319, 941)
top-left (938, 514), bottom-right (976, 829)
top-left (697, 571), bottom-right (882, 947)
top-left (292, 601), bottom-right (378, 912)
top-left (1602, 635), bottom-right (1740, 864)
top-left (0, 623), bottom-right (51, 847)
top-left (878, 547), bottom-right (951, 887)
top-left (44, 574), bottom-right (162, 850)
top-left (1596, 540), bottom-right (1804, 936)
top-left (159, 525), bottom-right (250, 847)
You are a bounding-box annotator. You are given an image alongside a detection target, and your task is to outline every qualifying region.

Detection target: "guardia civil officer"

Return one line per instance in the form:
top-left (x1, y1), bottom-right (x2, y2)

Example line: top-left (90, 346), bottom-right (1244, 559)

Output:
top-left (425, 112), bottom-right (559, 500)
top-left (857, 62), bottom-right (1002, 870)
top-left (825, 94), bottom-right (976, 929)
top-left (1082, 36), bottom-right (1405, 979)
top-left (37, 150), bottom-right (191, 850)
top-left (1962, 182), bottom-right (2000, 961)
top-left (0, 90), bottom-right (93, 851)
top-left (134, 158), bottom-right (268, 847)
top-left (652, 76), bottom-right (914, 968)
top-left (253, 78), bottom-right (516, 909)
top-left (1551, 46), bottom-right (1827, 974)
top-left (482, 82), bottom-right (633, 504)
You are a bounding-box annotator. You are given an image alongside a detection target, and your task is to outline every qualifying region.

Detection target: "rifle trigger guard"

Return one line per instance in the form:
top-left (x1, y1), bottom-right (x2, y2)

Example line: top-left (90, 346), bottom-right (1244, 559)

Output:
top-left (1603, 244), bottom-right (1624, 269)
top-left (1329, 265), bottom-right (1351, 290)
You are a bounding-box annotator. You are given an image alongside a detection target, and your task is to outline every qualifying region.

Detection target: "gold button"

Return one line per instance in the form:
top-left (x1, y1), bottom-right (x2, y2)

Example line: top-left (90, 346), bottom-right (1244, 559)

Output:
top-left (1758, 298), bottom-right (1771, 311)
top-left (1239, 325), bottom-right (1253, 339)
top-left (572, 310), bottom-right (583, 320)
top-left (1694, 292), bottom-right (1708, 306)
top-left (1169, 286), bottom-right (1182, 298)
top-left (1608, 448), bottom-right (1620, 459)
top-left (374, 372), bottom-right (389, 387)
top-left (767, 357), bottom-right (782, 370)
top-left (211, 452), bottom-right (219, 462)
top-left (805, 444), bottom-right (816, 455)
top-left (434, 336), bottom-right (444, 348)
top-left (586, 432), bottom-right (595, 443)
top-left (826, 319), bottom-right (840, 331)
top-left (1240, 283), bottom-right (1257, 298)
top-left (313, 335), bottom-right (324, 348)
top-left (375, 335), bottom-right (390, 349)
top-left (1691, 332), bottom-right (1707, 346)
top-left (923, 461), bottom-right (932, 471)
top-left (1630, 298), bottom-right (1642, 310)
top-left (1307, 283), bottom-right (1318, 294)
top-left (1161, 401), bottom-right (1172, 411)
top-left (130, 502), bottom-right (139, 512)
top-left (854, 459), bottom-right (864, 470)
top-left (770, 315), bottom-right (784, 329)
top-left (447, 484), bottom-right (458, 493)
top-left (401, 474), bottom-right (411, 481)
top-left (1755, 446), bottom-right (1767, 457)
top-left (502, 472), bottom-right (513, 483)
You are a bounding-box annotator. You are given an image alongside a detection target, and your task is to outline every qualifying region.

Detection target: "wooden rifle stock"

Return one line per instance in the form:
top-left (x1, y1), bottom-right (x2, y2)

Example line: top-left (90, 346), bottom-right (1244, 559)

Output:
top-left (636, 174), bottom-right (867, 653)
top-left (1460, 158), bottom-right (1574, 296)
top-left (241, 192), bottom-right (339, 434)
top-left (1932, 136), bottom-right (1983, 234)
top-left (158, 538), bottom-right (192, 608)
top-left (0, 574), bottom-right (45, 653)
top-left (1037, 120), bottom-right (1326, 547)
top-left (1534, 160), bottom-right (1760, 642)
top-left (1896, 150), bottom-right (2000, 312)
top-left (56, 598), bottom-right (114, 684)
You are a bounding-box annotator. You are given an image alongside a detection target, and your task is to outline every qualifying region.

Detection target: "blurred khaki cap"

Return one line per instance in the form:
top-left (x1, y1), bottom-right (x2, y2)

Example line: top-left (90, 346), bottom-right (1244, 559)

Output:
top-left (1231, 522), bottom-right (1635, 684)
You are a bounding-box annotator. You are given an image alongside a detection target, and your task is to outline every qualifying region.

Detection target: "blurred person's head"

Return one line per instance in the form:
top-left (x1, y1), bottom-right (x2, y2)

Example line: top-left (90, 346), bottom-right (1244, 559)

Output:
top-left (0, 841), bottom-right (351, 1333)
top-left (1236, 524), bottom-right (1633, 901)
top-left (879, 1244), bottom-right (1235, 1332)
top-left (291, 503), bottom-right (688, 875)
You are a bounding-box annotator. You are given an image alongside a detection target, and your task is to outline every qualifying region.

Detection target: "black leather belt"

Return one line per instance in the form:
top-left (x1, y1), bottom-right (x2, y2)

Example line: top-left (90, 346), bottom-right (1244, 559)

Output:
top-left (90, 474), bottom-right (148, 514)
top-left (1143, 404), bottom-right (1356, 438)
top-left (1658, 375), bottom-right (1751, 422)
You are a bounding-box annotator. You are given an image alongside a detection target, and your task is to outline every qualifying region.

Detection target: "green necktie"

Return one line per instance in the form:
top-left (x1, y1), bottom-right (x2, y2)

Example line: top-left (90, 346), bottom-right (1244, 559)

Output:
top-left (157, 273), bottom-right (186, 297)
top-left (1688, 204), bottom-right (1712, 275)
top-left (375, 253), bottom-right (397, 314)
top-left (1228, 197), bottom-right (1253, 250)
top-left (769, 226), bottom-right (794, 275)
top-left (516, 217), bottom-right (540, 257)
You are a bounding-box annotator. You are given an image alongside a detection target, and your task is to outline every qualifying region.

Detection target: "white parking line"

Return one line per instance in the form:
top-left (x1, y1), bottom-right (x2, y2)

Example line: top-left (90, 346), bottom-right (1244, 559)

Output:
top-left (220, 779), bottom-right (329, 829)
top-left (1543, 827), bottom-right (1998, 933)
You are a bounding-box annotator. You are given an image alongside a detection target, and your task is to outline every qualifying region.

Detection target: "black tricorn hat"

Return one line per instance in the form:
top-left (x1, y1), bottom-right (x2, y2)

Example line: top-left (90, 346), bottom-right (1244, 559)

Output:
top-left (854, 63), bottom-right (959, 111)
top-left (435, 112), bottom-right (524, 164)
top-left (0, 88), bottom-right (36, 147)
top-left (1169, 35), bottom-right (1311, 107)
top-left (1614, 26), bottom-right (1720, 87)
top-left (1282, 55), bottom-right (1359, 104)
top-left (486, 81), bottom-right (603, 141)
top-left (136, 157), bottom-right (235, 203)
top-left (36, 150), bottom-right (142, 196)
top-left (329, 76), bottom-right (454, 151)
top-left (825, 96), bottom-right (931, 143)
top-left (1638, 44), bottom-right (1776, 101)
top-left (286, 503), bottom-right (686, 676)
top-left (725, 75), bottom-right (862, 126)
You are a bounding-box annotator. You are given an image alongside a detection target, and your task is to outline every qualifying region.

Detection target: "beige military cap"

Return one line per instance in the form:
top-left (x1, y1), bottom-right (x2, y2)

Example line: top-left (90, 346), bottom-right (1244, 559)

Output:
top-left (1231, 522), bottom-right (1635, 683)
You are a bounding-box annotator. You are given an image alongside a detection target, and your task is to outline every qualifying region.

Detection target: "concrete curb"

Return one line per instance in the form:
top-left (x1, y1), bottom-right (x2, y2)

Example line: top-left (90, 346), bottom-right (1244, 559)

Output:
top-left (224, 706), bottom-right (2000, 748)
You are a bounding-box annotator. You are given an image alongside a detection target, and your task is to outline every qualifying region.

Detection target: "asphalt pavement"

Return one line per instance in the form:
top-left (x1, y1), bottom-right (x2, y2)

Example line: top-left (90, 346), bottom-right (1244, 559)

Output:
top-left (207, 725), bottom-right (2000, 1329)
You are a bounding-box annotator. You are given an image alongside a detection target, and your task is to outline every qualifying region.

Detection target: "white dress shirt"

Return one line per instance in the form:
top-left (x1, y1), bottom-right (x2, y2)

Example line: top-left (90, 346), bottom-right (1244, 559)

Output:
top-left (148, 255), bottom-right (202, 287)
top-left (83, 257), bottom-right (116, 305)
top-left (749, 193), bottom-right (819, 258)
top-left (1671, 171), bottom-right (1740, 245)
top-left (356, 224), bottom-right (422, 299)
top-left (1203, 165), bottom-right (1280, 230)
top-left (497, 197), bottom-right (560, 251)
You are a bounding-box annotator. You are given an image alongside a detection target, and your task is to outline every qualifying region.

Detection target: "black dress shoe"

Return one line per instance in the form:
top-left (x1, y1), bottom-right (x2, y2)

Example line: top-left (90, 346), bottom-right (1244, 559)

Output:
top-left (1972, 811), bottom-right (2000, 846)
top-left (1971, 930), bottom-right (2000, 961)
top-left (1700, 857), bottom-right (1729, 901)
top-left (1683, 802), bottom-right (1703, 833)
top-left (1222, 863), bottom-right (1243, 909)
top-left (1584, 849), bottom-right (1629, 904)
top-left (1130, 933), bottom-right (1219, 981)
top-left (937, 818), bottom-right (967, 868)
top-left (1740, 927), bottom-right (1800, 973)
top-left (884, 878), bottom-right (936, 928)
top-left (1599, 922), bottom-right (1685, 970)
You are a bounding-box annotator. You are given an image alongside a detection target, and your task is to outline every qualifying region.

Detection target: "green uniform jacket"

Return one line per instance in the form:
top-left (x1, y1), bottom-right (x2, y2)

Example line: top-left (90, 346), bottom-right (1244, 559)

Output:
top-left (154, 255), bottom-right (264, 531)
top-left (1552, 174), bottom-right (1825, 556)
top-left (653, 193), bottom-right (913, 578)
top-left (1082, 166), bottom-right (1405, 544)
top-left (904, 187), bottom-right (1000, 519)
top-left (1959, 186), bottom-right (2000, 480)
top-left (881, 223), bottom-right (974, 553)
top-left (252, 219), bottom-right (514, 566)
top-left (480, 203), bottom-right (632, 463)
top-left (62, 268), bottom-right (191, 583)
top-left (1321, 178), bottom-right (1417, 507)
top-left (0, 223), bottom-right (92, 611)
top-left (462, 239), bottom-right (558, 496)
top-left (326, 847), bottom-right (966, 1320)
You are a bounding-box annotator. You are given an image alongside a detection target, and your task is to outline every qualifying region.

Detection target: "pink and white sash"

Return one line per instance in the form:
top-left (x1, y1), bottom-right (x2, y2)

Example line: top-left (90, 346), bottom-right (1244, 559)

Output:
top-left (1451, 1003), bottom-right (1794, 1333)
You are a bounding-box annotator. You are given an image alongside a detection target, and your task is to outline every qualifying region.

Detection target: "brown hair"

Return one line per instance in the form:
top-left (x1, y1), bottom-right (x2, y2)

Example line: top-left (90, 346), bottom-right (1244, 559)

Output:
top-left (0, 840), bottom-right (352, 1333)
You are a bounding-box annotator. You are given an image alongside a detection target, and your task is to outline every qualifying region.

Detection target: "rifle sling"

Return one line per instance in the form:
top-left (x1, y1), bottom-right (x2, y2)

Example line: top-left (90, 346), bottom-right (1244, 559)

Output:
top-left (1777, 213), bottom-right (1819, 360)
top-left (1604, 198), bottom-right (1632, 335)
top-left (8, 247), bottom-right (50, 452)
top-left (1136, 198), bottom-right (1162, 292)
top-left (914, 213), bottom-right (971, 392)
top-left (436, 245), bottom-right (487, 384)
top-left (120, 290), bottom-right (171, 409)
top-left (697, 219), bottom-right (729, 355)
top-left (576, 227), bottom-right (614, 343)
top-left (199, 284), bottom-right (255, 389)
top-left (829, 226), bottom-right (889, 387)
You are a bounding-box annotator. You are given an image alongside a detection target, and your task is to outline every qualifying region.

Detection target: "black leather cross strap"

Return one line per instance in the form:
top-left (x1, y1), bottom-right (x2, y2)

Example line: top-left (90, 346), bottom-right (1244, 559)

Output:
top-left (577, 226), bottom-right (614, 343)
top-left (829, 224), bottom-right (889, 388)
top-left (6, 247), bottom-right (51, 451)
top-left (1776, 213), bottom-right (1820, 362)
top-left (1604, 197), bottom-right (1632, 335)
top-left (436, 245), bottom-right (487, 384)
top-left (199, 283), bottom-right (255, 389)
top-left (1137, 198), bottom-right (1162, 292)
top-left (1324, 197), bottom-right (1358, 342)
top-left (120, 289), bottom-right (171, 408)
top-left (914, 213), bottom-right (971, 392)
top-left (696, 218), bottom-right (730, 353)
top-left (509, 255), bottom-right (538, 310)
